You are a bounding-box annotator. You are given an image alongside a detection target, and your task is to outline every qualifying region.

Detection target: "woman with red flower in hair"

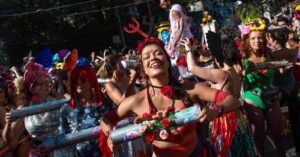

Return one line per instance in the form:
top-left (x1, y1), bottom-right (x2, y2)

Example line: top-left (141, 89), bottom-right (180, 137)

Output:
top-left (100, 37), bottom-right (241, 157)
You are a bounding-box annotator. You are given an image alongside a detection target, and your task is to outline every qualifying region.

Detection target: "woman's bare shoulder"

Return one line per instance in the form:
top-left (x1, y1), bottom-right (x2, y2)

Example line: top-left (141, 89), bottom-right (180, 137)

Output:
top-left (120, 88), bottom-right (147, 106)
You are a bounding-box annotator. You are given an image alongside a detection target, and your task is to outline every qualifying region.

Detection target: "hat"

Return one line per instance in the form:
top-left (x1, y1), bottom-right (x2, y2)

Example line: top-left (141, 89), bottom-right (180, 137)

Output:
top-left (23, 62), bottom-right (48, 92)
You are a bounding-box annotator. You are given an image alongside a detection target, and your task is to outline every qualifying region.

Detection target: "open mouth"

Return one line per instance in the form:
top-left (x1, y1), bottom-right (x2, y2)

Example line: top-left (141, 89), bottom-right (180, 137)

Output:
top-left (150, 61), bottom-right (162, 69)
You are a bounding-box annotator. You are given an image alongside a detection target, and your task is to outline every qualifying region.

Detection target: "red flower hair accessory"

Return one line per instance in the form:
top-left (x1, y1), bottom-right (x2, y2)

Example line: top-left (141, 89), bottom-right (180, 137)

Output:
top-left (137, 37), bottom-right (165, 54)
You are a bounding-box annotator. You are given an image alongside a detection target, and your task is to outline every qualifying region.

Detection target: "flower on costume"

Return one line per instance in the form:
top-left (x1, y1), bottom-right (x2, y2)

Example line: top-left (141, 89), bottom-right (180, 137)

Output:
top-left (161, 118), bottom-right (171, 127)
top-left (161, 85), bottom-right (175, 99)
top-left (159, 129), bottom-right (169, 140)
top-left (135, 105), bottom-right (176, 142)
top-left (241, 25), bottom-right (250, 36)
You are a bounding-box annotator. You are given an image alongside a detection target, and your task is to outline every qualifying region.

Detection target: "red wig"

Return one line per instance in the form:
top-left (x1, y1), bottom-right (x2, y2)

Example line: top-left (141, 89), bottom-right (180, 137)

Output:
top-left (70, 58), bottom-right (104, 107)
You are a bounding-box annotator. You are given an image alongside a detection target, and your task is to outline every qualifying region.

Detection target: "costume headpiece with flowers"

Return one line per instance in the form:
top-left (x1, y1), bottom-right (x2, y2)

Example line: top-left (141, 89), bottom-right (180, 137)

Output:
top-left (69, 57), bottom-right (104, 107)
top-left (293, 5), bottom-right (300, 19)
top-left (23, 62), bottom-right (49, 92)
top-left (240, 17), bottom-right (267, 36)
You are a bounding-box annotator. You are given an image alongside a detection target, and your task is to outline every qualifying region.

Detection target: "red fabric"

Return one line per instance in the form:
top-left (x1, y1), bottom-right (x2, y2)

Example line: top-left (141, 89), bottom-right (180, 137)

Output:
top-left (99, 111), bottom-right (122, 157)
top-left (146, 86), bottom-right (197, 143)
top-left (234, 40), bottom-right (241, 47)
top-left (153, 143), bottom-right (190, 157)
top-left (63, 49), bottom-right (78, 71)
top-left (212, 112), bottom-right (238, 157)
top-left (145, 132), bottom-right (155, 143)
top-left (99, 131), bottom-right (113, 157)
top-left (161, 118), bottom-right (171, 127)
top-left (176, 55), bottom-right (187, 67)
top-left (214, 90), bottom-right (230, 104)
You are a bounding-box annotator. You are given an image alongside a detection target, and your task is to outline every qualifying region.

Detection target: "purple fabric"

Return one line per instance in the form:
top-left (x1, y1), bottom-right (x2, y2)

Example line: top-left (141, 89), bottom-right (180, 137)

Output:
top-left (58, 49), bottom-right (69, 60)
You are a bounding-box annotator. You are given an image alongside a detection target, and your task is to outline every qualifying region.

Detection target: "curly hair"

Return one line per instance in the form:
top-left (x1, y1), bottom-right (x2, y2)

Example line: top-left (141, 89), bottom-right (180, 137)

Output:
top-left (97, 54), bottom-right (122, 78)
top-left (239, 31), bottom-right (268, 58)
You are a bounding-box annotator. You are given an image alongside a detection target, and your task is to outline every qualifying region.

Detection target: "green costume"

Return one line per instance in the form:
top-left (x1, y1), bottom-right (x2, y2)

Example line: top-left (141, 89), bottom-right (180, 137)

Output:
top-left (243, 58), bottom-right (274, 111)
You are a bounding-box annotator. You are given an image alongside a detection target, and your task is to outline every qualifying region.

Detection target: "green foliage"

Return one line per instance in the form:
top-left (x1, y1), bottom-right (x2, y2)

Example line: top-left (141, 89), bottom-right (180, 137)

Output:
top-left (0, 0), bottom-right (112, 47)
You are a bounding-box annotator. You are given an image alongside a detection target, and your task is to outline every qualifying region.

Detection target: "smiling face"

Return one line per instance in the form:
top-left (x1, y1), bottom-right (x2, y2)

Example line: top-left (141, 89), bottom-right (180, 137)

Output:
top-left (141, 43), bottom-right (170, 79)
top-left (249, 31), bottom-right (265, 52)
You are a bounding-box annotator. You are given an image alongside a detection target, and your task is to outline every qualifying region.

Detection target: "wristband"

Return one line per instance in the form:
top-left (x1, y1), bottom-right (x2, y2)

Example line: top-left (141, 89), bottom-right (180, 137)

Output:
top-left (210, 104), bottom-right (224, 117)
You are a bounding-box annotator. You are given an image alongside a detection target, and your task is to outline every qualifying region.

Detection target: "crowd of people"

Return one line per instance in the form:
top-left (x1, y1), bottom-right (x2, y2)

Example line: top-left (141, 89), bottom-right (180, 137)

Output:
top-left (0, 0), bottom-right (300, 157)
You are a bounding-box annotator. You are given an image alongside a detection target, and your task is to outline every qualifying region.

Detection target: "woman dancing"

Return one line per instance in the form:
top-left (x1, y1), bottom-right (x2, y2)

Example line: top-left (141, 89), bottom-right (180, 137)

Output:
top-left (100, 37), bottom-right (241, 157)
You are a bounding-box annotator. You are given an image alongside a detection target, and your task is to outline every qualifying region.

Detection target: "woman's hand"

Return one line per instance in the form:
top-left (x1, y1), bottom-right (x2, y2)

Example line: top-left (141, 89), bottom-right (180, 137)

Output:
top-left (5, 112), bottom-right (16, 126)
top-left (100, 119), bottom-right (119, 152)
top-left (129, 68), bottom-right (137, 82)
top-left (100, 118), bottom-right (113, 137)
top-left (107, 136), bottom-right (119, 152)
top-left (181, 38), bottom-right (192, 52)
top-left (199, 107), bottom-right (219, 123)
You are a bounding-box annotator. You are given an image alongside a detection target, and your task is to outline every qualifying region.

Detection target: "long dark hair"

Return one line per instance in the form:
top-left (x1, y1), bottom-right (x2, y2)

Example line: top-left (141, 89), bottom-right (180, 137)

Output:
top-left (140, 42), bottom-right (192, 104)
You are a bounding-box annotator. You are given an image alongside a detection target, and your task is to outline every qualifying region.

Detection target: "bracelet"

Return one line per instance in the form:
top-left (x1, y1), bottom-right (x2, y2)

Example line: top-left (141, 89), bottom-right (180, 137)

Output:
top-left (210, 104), bottom-right (224, 117)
